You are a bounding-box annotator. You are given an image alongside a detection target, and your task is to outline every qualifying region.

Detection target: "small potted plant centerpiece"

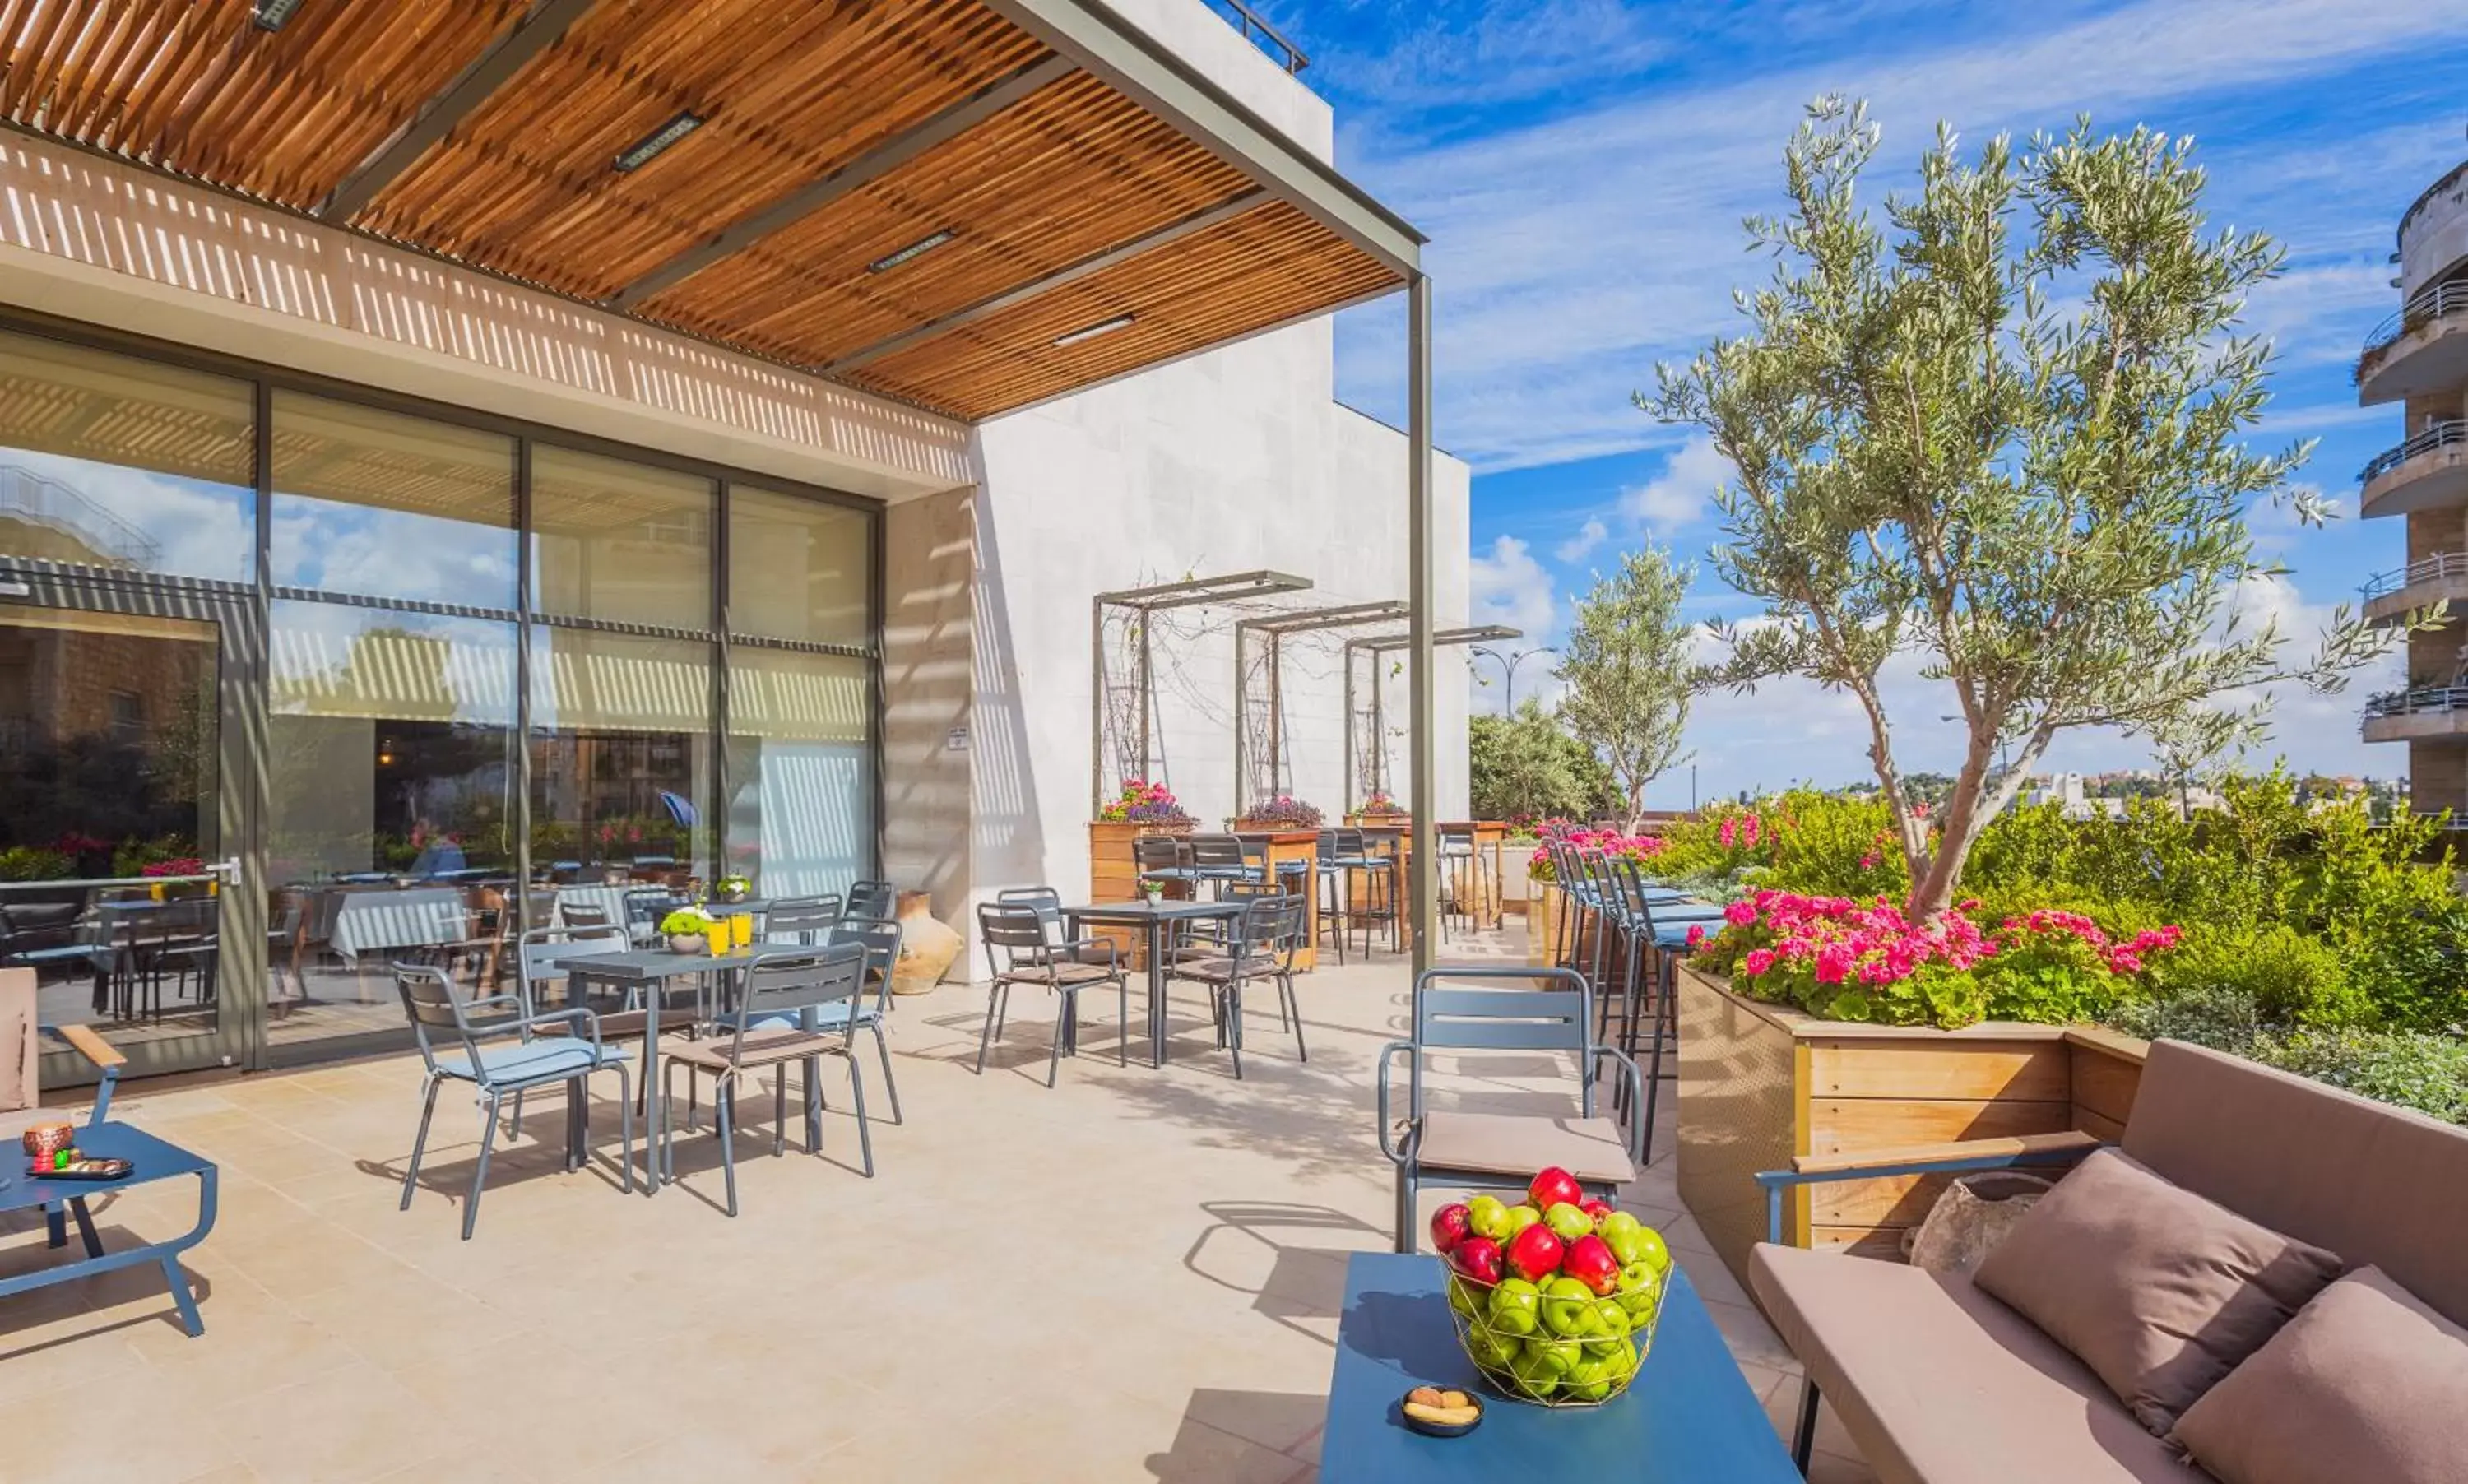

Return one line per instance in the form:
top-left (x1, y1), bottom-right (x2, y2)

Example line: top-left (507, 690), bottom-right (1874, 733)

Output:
top-left (660, 905), bottom-right (717, 953)
top-left (712, 873), bottom-right (753, 905)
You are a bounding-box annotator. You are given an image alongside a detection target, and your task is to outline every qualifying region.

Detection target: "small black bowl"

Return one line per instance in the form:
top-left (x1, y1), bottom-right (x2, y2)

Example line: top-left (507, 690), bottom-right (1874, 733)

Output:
top-left (1399, 1390), bottom-right (1484, 1438)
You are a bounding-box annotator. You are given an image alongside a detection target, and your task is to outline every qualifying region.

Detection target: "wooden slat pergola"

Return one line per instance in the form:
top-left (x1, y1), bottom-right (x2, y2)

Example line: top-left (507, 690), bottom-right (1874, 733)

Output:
top-left (0, 0), bottom-right (1450, 967)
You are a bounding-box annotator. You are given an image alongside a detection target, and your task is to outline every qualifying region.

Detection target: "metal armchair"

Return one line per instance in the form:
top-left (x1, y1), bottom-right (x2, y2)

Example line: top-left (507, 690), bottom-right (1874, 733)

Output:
top-left (975, 903), bottom-right (1129, 1087)
top-left (1168, 893), bottom-right (1306, 1079)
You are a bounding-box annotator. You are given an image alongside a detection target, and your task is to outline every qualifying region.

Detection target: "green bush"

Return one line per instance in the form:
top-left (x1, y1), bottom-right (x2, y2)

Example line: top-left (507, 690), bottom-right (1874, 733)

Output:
top-left (2256, 1028), bottom-right (2468, 1126)
top-left (2109, 981), bottom-right (2272, 1059)
top-left (2141, 921), bottom-right (2368, 1030)
top-left (0, 845), bottom-right (72, 882)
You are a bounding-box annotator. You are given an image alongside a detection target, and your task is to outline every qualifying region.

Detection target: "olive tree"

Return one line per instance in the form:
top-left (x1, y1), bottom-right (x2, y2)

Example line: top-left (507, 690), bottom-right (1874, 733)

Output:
top-left (1647, 98), bottom-right (2410, 920)
top-left (1558, 545), bottom-right (1699, 828)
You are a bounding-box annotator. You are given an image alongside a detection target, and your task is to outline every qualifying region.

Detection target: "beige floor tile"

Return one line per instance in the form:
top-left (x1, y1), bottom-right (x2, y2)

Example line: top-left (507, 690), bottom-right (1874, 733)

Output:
top-left (0, 1356), bottom-right (244, 1482)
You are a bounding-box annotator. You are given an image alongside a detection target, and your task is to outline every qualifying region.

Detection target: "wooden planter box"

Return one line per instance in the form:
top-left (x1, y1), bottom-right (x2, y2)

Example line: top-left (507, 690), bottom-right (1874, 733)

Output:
top-left (1086, 820), bottom-right (1193, 966)
top-left (1674, 964), bottom-right (2148, 1291)
top-left (1231, 827), bottom-right (1321, 972)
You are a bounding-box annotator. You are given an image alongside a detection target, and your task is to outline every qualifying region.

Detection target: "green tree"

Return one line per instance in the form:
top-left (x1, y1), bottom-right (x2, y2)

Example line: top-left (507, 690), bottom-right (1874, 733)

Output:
top-left (1647, 99), bottom-right (2412, 919)
top-left (1470, 701), bottom-right (1616, 823)
top-left (1559, 545), bottom-right (1699, 828)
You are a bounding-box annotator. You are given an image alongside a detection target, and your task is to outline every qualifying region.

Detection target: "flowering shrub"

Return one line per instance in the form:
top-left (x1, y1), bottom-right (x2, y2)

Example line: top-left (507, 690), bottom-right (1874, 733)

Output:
top-left (1694, 890), bottom-right (2181, 1029)
top-left (1355, 791), bottom-right (1406, 817)
top-left (140, 857), bottom-right (206, 878)
top-left (1236, 795), bottom-right (1325, 829)
top-left (1098, 779), bottom-right (1193, 825)
top-left (1527, 827), bottom-right (1665, 882)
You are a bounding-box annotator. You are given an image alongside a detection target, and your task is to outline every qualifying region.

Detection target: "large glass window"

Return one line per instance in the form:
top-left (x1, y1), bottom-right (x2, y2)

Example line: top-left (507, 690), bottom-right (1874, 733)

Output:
top-left (531, 446), bottom-right (713, 627)
top-left (726, 646), bottom-right (871, 897)
top-left (729, 484), bottom-right (870, 645)
top-left (271, 392), bottom-right (517, 606)
top-left (0, 330), bottom-right (255, 582)
top-left (530, 628), bottom-right (712, 883)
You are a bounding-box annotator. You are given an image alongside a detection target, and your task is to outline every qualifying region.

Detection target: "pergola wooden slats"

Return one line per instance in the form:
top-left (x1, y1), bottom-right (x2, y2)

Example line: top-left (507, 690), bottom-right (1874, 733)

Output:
top-left (0, 0), bottom-right (1415, 423)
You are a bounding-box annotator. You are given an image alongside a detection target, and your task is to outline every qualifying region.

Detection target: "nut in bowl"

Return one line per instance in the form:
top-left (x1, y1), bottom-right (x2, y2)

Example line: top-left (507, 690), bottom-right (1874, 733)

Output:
top-left (1434, 1166), bottom-right (1674, 1408)
top-left (1399, 1386), bottom-right (1483, 1437)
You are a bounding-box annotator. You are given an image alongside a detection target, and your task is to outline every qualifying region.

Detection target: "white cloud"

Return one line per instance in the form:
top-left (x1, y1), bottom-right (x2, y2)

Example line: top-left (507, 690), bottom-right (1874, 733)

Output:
top-left (1622, 434), bottom-right (1728, 535)
top-left (1553, 516), bottom-right (1608, 563)
top-left (1467, 534), bottom-right (1562, 714)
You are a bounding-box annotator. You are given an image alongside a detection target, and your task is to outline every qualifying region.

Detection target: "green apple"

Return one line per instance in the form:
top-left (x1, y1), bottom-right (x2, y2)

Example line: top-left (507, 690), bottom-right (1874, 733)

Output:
top-left (1598, 1211), bottom-right (1649, 1265)
top-left (1466, 1325), bottom-right (1521, 1372)
top-left (1615, 1259), bottom-right (1663, 1316)
top-left (1630, 1226), bottom-right (1672, 1274)
top-left (1542, 1202), bottom-right (1594, 1241)
top-left (1523, 1334), bottom-right (1582, 1376)
top-left (1541, 1276), bottom-right (1600, 1338)
top-left (1466, 1194), bottom-right (1515, 1242)
top-left (1601, 1336), bottom-right (1642, 1383)
top-left (1487, 1277), bottom-right (1542, 1336)
top-left (1584, 1296), bottom-right (1633, 1356)
top-left (1447, 1275), bottom-right (1482, 1321)
top-left (1507, 1345), bottom-right (1562, 1400)
top-left (1505, 1203), bottom-right (1544, 1238)
top-left (1563, 1353), bottom-right (1615, 1403)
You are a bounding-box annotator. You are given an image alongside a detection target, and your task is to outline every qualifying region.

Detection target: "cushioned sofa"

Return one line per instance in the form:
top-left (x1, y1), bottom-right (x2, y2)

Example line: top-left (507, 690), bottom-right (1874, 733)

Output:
top-left (1748, 1039), bottom-right (2468, 1483)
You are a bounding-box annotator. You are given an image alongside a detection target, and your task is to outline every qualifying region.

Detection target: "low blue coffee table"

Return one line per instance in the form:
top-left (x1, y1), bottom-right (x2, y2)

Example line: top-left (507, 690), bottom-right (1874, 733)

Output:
top-left (0, 1122), bottom-right (218, 1336)
top-left (1322, 1253), bottom-right (1800, 1481)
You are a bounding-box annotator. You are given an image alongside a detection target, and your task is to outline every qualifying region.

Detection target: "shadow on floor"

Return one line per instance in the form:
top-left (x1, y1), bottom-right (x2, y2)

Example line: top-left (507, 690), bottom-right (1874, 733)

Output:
top-left (1149, 1388), bottom-right (1324, 1482)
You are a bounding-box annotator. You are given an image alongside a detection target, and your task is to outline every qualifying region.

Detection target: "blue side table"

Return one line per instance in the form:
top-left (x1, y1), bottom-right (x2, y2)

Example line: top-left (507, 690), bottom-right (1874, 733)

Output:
top-left (0, 1122), bottom-right (218, 1336)
top-left (1322, 1253), bottom-right (1801, 1482)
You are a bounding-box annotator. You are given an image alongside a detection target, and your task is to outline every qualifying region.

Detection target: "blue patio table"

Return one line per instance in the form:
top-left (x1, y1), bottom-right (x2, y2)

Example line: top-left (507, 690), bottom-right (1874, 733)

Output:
top-left (1321, 1253), bottom-right (1799, 1482)
top-left (0, 1122), bottom-right (217, 1336)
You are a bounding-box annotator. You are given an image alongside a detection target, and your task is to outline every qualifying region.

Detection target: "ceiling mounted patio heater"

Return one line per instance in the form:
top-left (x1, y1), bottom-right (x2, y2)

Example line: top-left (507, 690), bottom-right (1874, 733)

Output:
top-left (1343, 625), bottom-right (1519, 812)
top-left (1091, 570), bottom-right (1312, 814)
top-left (1232, 601), bottom-right (1412, 813)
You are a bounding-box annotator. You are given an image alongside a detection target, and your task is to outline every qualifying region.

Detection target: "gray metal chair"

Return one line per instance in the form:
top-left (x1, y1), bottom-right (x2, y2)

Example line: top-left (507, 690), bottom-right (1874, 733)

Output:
top-left (1375, 964), bottom-right (1645, 1253)
top-left (1131, 836), bottom-right (1198, 893)
top-left (1168, 893), bottom-right (1306, 1080)
top-left (1436, 823), bottom-right (1479, 941)
top-left (763, 894), bottom-right (842, 946)
top-left (559, 901), bottom-right (611, 931)
top-left (820, 916), bottom-right (904, 1125)
top-left (393, 961), bottom-right (632, 1241)
top-left (975, 903), bottom-right (1128, 1087)
top-left (659, 942), bottom-right (873, 1215)
top-left (844, 879), bottom-right (895, 920)
top-left (1187, 834), bottom-right (1250, 893)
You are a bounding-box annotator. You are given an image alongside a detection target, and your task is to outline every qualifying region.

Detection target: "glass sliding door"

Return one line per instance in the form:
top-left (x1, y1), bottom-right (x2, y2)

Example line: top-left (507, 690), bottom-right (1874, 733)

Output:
top-left (724, 646), bottom-right (872, 898)
top-left (528, 627), bottom-right (713, 926)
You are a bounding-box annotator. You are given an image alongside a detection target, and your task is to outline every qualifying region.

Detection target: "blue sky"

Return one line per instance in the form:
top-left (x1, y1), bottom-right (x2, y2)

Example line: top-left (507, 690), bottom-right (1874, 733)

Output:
top-left (1255, 0), bottom-right (2468, 805)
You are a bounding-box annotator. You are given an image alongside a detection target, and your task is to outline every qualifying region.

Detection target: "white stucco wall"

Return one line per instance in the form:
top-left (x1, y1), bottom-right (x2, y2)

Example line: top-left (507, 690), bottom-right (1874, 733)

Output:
top-left (965, 313), bottom-right (1473, 911)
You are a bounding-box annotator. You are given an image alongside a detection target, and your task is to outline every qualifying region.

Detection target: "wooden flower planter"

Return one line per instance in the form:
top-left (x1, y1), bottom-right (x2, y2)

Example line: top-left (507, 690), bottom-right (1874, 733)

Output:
top-left (1673, 964), bottom-right (2148, 1291)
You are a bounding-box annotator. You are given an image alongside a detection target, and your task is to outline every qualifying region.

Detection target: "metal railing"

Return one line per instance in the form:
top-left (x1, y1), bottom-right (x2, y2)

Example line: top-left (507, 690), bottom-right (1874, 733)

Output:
top-left (2363, 685), bottom-right (2468, 722)
top-left (2361, 280), bottom-right (2468, 360)
top-left (1199, 0), bottom-right (1309, 72)
top-left (2363, 550), bottom-right (2468, 599)
top-left (0, 464), bottom-right (160, 570)
top-left (2360, 420), bottom-right (2468, 487)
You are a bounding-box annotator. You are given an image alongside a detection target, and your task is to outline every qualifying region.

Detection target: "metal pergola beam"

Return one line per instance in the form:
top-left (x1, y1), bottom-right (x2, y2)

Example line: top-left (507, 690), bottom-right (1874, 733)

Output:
top-left (982, 0), bottom-right (1425, 280)
top-left (1091, 569), bottom-right (1313, 815)
top-left (319, 0), bottom-right (602, 221)
top-left (1232, 601), bottom-right (1408, 811)
top-left (606, 54), bottom-right (1079, 312)
top-left (1343, 626), bottom-right (1517, 812)
top-left (823, 189), bottom-right (1269, 373)
top-left (1408, 273), bottom-right (1436, 974)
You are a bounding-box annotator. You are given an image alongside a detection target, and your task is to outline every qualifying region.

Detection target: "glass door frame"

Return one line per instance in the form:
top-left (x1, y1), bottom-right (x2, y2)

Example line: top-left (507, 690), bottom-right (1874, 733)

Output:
top-left (0, 559), bottom-right (267, 1083)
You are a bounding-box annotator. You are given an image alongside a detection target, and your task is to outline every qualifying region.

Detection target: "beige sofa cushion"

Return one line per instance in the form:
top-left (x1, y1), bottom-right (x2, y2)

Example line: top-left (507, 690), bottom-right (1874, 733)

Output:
top-left (1973, 1149), bottom-right (2342, 1435)
top-left (1750, 1241), bottom-right (2206, 1484)
top-left (1413, 1111), bottom-right (1635, 1185)
top-left (2171, 1267), bottom-right (2468, 1484)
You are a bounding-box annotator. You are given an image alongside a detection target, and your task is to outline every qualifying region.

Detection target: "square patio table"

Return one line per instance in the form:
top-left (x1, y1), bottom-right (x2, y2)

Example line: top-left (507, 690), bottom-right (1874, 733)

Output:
top-left (1062, 900), bottom-right (1246, 1068)
top-left (1321, 1253), bottom-right (1799, 1482)
top-left (0, 1122), bottom-right (217, 1336)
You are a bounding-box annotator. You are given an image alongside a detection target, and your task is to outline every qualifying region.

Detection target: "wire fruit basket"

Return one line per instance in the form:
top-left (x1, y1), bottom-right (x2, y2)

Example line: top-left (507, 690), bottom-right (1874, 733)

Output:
top-left (1445, 1265), bottom-right (1668, 1408)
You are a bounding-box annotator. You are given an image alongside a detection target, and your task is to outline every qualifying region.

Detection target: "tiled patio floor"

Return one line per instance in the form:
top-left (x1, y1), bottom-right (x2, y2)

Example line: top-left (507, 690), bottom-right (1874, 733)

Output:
top-left (1, 929), bottom-right (1876, 1482)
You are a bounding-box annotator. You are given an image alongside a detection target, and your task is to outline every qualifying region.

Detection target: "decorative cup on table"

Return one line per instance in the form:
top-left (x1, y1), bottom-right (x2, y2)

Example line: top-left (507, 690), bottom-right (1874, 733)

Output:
top-left (22, 1120), bottom-right (75, 1167)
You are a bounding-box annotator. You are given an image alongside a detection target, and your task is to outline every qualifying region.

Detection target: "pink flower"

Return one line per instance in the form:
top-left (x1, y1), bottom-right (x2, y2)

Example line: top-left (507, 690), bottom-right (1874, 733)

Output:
top-left (1686, 924), bottom-right (1706, 948)
top-left (1858, 853), bottom-right (1879, 870)
top-left (1742, 948), bottom-right (1776, 976)
top-left (1724, 899), bottom-right (1757, 927)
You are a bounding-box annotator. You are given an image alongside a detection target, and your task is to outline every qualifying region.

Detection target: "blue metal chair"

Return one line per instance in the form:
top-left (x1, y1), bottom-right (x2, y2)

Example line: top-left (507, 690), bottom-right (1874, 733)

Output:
top-left (660, 943), bottom-right (874, 1214)
top-left (804, 915), bottom-right (904, 1125)
top-left (844, 879), bottom-right (895, 921)
top-left (1376, 964), bottom-right (1644, 1253)
top-left (393, 962), bottom-right (632, 1241)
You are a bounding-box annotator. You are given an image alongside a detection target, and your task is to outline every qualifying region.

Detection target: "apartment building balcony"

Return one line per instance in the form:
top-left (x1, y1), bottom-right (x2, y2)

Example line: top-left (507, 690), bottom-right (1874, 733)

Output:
top-left (2356, 281), bottom-right (2468, 405)
top-left (2362, 684), bottom-right (2468, 742)
top-left (2359, 420), bottom-right (2468, 517)
top-left (2363, 550), bottom-right (2468, 626)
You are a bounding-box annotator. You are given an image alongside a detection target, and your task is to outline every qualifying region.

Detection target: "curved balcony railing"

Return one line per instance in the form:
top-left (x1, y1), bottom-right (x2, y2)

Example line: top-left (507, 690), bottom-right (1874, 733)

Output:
top-left (2361, 420), bottom-right (2468, 487)
top-left (2363, 551), bottom-right (2468, 599)
top-left (2364, 685), bottom-right (2468, 722)
top-left (2362, 281), bottom-right (2468, 359)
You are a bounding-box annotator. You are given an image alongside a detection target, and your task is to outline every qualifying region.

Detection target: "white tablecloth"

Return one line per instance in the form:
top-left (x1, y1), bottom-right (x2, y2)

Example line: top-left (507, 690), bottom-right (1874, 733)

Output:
top-left (328, 888), bottom-right (469, 962)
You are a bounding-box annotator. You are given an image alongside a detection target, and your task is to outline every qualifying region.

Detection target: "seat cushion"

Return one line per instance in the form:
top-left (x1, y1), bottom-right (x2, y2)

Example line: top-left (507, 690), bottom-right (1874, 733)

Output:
top-left (2170, 1266), bottom-right (2468, 1484)
top-left (1750, 1243), bottom-right (2207, 1484)
top-left (438, 1039), bottom-right (626, 1083)
top-left (1413, 1111), bottom-right (1635, 1186)
top-left (659, 1026), bottom-right (842, 1070)
top-left (1973, 1149), bottom-right (2343, 1435)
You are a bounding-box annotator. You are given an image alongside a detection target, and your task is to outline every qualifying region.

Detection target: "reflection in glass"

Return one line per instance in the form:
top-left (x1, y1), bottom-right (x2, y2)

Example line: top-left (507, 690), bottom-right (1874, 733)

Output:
top-left (726, 646), bottom-right (870, 897)
top-left (531, 446), bottom-right (713, 627)
top-left (267, 600), bottom-right (519, 1048)
top-left (530, 628), bottom-right (712, 883)
top-left (271, 392), bottom-right (517, 606)
top-left (728, 484), bottom-right (870, 644)
top-left (0, 329), bottom-right (256, 582)
top-left (0, 606), bottom-right (223, 1048)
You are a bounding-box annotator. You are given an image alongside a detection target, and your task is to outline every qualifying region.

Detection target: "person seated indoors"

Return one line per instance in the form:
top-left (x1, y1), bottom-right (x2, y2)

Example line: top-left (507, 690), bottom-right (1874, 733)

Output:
top-left (408, 819), bottom-right (467, 878)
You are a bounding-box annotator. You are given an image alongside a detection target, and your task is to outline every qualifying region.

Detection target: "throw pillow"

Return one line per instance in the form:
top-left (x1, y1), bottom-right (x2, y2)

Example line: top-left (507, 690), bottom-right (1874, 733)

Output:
top-left (2170, 1266), bottom-right (2468, 1484)
top-left (1973, 1148), bottom-right (2342, 1434)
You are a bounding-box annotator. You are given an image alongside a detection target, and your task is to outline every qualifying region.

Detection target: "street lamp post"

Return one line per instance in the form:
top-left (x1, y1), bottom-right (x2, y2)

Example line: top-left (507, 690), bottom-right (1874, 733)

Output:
top-left (1472, 645), bottom-right (1556, 712)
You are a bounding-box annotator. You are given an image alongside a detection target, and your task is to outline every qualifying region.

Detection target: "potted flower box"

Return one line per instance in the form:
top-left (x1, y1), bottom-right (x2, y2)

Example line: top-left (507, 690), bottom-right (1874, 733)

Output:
top-left (1088, 780), bottom-right (1196, 964)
